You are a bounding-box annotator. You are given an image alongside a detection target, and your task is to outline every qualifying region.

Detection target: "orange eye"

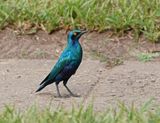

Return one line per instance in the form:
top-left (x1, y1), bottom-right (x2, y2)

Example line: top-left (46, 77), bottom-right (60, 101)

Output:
top-left (74, 32), bottom-right (77, 36)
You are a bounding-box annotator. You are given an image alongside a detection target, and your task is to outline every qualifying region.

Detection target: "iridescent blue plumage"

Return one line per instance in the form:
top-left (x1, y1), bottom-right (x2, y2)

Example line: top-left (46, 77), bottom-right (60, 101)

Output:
top-left (36, 30), bottom-right (86, 97)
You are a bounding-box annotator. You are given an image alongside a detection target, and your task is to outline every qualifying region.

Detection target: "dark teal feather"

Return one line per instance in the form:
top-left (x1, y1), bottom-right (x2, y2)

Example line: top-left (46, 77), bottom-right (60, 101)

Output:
top-left (36, 30), bottom-right (86, 93)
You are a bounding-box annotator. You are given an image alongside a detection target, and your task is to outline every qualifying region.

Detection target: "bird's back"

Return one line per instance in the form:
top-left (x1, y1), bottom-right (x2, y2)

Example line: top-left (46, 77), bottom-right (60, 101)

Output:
top-left (41, 42), bottom-right (82, 84)
top-left (55, 44), bottom-right (83, 80)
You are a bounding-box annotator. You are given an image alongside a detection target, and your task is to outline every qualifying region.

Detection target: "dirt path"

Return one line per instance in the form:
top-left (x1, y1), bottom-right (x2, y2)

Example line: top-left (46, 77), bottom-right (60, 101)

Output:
top-left (1, 28), bottom-right (160, 111)
top-left (0, 59), bottom-right (160, 111)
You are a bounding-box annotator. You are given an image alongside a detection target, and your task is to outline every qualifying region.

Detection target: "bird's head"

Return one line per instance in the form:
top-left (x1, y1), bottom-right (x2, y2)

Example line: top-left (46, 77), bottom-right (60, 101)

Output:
top-left (67, 30), bottom-right (87, 45)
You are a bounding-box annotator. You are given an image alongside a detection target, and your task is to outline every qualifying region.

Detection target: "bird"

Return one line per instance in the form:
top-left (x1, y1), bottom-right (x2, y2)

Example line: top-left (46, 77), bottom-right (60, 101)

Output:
top-left (36, 29), bottom-right (87, 97)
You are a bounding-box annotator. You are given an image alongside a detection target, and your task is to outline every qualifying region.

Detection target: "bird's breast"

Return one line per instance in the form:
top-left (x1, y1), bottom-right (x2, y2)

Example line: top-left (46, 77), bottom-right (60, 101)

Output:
top-left (71, 44), bottom-right (83, 60)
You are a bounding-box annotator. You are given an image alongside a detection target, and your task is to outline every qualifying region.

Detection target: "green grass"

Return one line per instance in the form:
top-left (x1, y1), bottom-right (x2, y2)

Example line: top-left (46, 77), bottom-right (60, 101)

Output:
top-left (0, 0), bottom-right (160, 42)
top-left (90, 50), bottom-right (123, 67)
top-left (1, 101), bottom-right (160, 123)
top-left (137, 52), bottom-right (160, 62)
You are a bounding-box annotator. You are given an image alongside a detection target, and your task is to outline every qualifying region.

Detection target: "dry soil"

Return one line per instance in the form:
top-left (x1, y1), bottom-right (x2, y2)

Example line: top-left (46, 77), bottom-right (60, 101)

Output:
top-left (0, 28), bottom-right (160, 111)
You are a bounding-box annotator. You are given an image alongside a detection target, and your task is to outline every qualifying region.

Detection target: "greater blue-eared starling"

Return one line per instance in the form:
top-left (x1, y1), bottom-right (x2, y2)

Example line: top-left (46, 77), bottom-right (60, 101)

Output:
top-left (36, 30), bottom-right (87, 97)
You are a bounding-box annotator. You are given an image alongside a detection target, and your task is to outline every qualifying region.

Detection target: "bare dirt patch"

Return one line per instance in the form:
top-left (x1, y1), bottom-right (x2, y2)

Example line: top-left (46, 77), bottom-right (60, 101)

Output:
top-left (0, 59), bottom-right (105, 110)
top-left (1, 28), bottom-right (160, 111)
top-left (1, 28), bottom-right (160, 61)
top-left (1, 59), bottom-right (160, 111)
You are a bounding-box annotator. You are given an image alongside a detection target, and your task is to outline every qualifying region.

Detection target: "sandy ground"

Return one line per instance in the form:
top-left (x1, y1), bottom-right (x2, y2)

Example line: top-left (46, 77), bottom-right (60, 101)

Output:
top-left (0, 59), bottom-right (160, 111)
top-left (0, 28), bottom-right (160, 111)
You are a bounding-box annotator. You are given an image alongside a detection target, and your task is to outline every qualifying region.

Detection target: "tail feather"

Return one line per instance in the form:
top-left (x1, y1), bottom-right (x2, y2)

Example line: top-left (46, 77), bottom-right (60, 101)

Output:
top-left (40, 74), bottom-right (50, 85)
top-left (35, 82), bottom-right (47, 92)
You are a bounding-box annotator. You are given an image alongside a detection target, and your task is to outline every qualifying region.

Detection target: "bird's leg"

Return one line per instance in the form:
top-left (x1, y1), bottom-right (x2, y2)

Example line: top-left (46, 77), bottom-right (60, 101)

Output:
top-left (64, 85), bottom-right (74, 96)
top-left (55, 83), bottom-right (61, 97)
top-left (63, 81), bottom-right (80, 97)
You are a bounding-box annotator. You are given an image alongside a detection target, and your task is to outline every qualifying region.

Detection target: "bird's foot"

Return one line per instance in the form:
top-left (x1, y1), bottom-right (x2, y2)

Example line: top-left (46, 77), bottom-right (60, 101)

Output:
top-left (71, 93), bottom-right (81, 97)
top-left (54, 95), bottom-right (62, 98)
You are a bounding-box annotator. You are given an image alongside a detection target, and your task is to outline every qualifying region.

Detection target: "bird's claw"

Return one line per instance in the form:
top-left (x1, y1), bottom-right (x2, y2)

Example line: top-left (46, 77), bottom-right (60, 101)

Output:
top-left (71, 93), bottom-right (81, 97)
top-left (54, 94), bottom-right (62, 98)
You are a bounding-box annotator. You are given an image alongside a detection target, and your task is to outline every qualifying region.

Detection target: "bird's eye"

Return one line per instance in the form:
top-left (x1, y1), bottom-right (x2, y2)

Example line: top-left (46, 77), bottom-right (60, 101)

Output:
top-left (73, 32), bottom-right (77, 36)
top-left (71, 32), bottom-right (79, 41)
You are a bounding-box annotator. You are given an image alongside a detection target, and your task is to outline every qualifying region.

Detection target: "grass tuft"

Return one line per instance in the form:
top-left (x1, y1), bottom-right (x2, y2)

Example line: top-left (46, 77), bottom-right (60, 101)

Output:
top-left (137, 52), bottom-right (160, 62)
top-left (0, 101), bottom-right (160, 123)
top-left (0, 0), bottom-right (160, 42)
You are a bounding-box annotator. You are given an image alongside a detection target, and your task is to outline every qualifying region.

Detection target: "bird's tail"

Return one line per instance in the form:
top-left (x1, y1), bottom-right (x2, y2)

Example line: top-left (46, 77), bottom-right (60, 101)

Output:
top-left (35, 82), bottom-right (47, 92)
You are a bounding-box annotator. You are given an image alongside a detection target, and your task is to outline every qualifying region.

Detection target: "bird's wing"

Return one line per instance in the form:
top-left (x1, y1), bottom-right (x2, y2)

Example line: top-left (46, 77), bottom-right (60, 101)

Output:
top-left (40, 55), bottom-right (70, 85)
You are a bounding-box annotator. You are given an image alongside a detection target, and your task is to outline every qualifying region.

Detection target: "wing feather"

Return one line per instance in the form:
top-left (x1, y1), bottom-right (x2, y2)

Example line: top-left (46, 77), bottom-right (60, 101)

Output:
top-left (39, 55), bottom-right (70, 85)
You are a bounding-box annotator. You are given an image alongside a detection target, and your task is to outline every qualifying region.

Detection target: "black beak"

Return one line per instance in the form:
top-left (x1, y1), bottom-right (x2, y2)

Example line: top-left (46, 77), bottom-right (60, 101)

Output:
top-left (77, 30), bottom-right (87, 38)
top-left (81, 30), bottom-right (87, 35)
